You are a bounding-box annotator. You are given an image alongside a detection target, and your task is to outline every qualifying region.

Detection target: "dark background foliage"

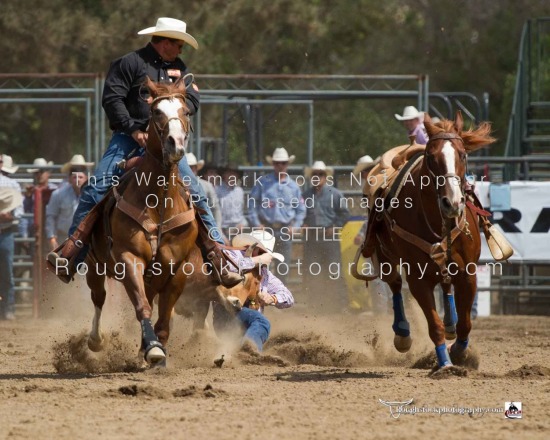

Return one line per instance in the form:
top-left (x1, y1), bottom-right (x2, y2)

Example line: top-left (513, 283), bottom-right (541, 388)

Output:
top-left (0, 0), bottom-right (549, 164)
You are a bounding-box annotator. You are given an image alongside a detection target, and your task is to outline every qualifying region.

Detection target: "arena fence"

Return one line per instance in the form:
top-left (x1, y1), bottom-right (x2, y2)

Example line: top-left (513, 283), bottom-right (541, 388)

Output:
top-left (11, 156), bottom-right (550, 318)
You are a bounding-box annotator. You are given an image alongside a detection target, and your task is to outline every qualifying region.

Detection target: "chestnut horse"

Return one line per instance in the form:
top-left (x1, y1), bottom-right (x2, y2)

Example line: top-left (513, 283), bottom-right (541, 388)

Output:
top-left (364, 112), bottom-right (495, 369)
top-left (85, 77), bottom-right (198, 366)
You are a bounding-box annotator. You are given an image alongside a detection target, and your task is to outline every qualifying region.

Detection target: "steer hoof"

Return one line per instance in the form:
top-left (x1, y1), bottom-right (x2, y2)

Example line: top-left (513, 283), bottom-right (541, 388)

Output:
top-left (394, 335), bottom-right (413, 353)
top-left (227, 296), bottom-right (242, 311)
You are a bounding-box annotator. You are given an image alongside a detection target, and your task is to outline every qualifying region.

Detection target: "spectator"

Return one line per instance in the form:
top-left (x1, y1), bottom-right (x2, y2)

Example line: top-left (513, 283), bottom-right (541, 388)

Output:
top-left (216, 163), bottom-right (248, 242)
top-left (394, 106), bottom-right (428, 145)
top-left (302, 161), bottom-right (350, 309)
top-left (0, 155), bottom-right (24, 320)
top-left (46, 155), bottom-right (93, 251)
top-left (248, 147), bottom-right (306, 283)
top-left (201, 165), bottom-right (221, 187)
top-left (19, 158), bottom-right (57, 246)
top-left (186, 153), bottom-right (222, 229)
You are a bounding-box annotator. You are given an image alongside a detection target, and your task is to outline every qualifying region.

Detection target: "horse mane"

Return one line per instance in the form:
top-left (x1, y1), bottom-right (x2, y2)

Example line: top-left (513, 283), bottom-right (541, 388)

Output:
top-left (425, 116), bottom-right (496, 153)
top-left (144, 77), bottom-right (188, 111)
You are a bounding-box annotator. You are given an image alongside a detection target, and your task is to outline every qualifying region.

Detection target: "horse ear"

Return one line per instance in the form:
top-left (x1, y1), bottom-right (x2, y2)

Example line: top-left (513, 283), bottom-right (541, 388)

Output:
top-left (174, 75), bottom-right (186, 90)
top-left (424, 114), bottom-right (438, 139)
top-left (454, 111), bottom-right (464, 133)
top-left (145, 76), bottom-right (158, 98)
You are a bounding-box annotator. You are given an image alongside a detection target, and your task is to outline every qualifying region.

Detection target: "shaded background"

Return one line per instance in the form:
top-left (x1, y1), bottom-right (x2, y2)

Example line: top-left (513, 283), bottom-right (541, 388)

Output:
top-left (0, 0), bottom-right (549, 164)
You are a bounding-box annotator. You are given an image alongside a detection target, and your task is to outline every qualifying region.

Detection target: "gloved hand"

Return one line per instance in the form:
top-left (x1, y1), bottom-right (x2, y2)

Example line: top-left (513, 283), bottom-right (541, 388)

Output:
top-left (254, 252), bottom-right (273, 267)
top-left (258, 289), bottom-right (276, 306)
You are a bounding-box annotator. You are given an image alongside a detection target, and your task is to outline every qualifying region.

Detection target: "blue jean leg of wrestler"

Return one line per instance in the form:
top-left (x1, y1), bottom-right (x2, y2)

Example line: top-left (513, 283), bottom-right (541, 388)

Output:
top-left (212, 303), bottom-right (271, 352)
top-left (0, 231), bottom-right (15, 316)
top-left (237, 307), bottom-right (271, 352)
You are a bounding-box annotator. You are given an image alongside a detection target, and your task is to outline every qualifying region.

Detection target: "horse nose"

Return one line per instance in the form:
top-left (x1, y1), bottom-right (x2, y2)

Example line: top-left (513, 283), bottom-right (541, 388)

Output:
top-left (441, 196), bottom-right (453, 210)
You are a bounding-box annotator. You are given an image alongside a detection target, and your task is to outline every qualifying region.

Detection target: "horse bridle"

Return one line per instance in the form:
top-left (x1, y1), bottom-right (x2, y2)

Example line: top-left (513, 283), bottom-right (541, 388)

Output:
top-left (425, 132), bottom-right (465, 188)
top-left (148, 93), bottom-right (192, 169)
top-left (423, 132), bottom-right (471, 282)
top-left (150, 93), bottom-right (191, 137)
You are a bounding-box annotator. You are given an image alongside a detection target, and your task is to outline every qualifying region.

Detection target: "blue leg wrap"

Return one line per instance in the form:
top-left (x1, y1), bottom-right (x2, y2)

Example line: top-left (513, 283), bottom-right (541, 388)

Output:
top-left (392, 293), bottom-right (410, 337)
top-left (141, 318), bottom-right (161, 352)
top-left (435, 343), bottom-right (452, 367)
top-left (443, 293), bottom-right (458, 328)
top-left (451, 338), bottom-right (469, 353)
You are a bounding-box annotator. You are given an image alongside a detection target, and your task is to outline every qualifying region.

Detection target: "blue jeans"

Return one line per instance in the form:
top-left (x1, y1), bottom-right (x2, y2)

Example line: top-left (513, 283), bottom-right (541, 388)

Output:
top-left (69, 132), bottom-right (223, 247)
top-left (212, 303), bottom-right (271, 352)
top-left (0, 232), bottom-right (15, 316)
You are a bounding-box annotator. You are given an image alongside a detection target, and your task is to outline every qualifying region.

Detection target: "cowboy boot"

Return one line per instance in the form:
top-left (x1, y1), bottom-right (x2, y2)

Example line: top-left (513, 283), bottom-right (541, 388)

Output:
top-left (195, 214), bottom-right (243, 288)
top-left (46, 210), bottom-right (99, 284)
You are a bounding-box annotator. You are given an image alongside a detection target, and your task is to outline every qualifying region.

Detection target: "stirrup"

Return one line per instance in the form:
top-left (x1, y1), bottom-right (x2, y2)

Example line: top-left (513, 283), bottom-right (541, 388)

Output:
top-left (207, 250), bottom-right (244, 288)
top-left (46, 251), bottom-right (75, 284)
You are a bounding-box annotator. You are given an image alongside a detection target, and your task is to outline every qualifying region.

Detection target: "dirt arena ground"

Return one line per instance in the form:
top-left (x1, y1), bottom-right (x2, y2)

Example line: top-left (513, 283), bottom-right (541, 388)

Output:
top-left (0, 280), bottom-right (549, 440)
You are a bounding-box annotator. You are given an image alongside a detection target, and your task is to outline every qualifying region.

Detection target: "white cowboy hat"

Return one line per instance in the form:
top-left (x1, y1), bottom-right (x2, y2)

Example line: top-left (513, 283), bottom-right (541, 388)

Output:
top-left (185, 152), bottom-right (205, 170)
top-left (138, 17), bottom-right (199, 50)
top-left (61, 154), bottom-right (94, 174)
top-left (304, 160), bottom-right (334, 178)
top-left (27, 158), bottom-right (54, 173)
top-left (395, 106), bottom-right (422, 121)
top-left (0, 154), bottom-right (18, 174)
top-left (265, 147), bottom-right (296, 164)
top-left (352, 154), bottom-right (375, 175)
top-left (0, 187), bottom-right (23, 214)
top-left (232, 230), bottom-right (285, 262)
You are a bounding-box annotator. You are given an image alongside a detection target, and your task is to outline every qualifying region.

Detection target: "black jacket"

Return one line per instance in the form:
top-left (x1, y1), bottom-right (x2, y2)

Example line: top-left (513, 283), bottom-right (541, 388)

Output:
top-left (102, 43), bottom-right (200, 134)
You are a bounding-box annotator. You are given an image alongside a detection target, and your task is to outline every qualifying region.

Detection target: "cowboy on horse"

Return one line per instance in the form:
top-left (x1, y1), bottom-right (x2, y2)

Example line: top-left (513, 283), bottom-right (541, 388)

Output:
top-left (47, 17), bottom-right (242, 289)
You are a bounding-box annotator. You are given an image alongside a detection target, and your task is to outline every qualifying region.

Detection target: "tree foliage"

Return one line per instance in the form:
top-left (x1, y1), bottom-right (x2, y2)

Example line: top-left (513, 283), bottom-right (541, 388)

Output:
top-left (0, 0), bottom-right (549, 164)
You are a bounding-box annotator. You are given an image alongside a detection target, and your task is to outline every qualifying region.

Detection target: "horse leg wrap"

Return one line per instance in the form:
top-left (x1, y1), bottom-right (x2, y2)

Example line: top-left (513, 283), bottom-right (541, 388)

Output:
top-left (443, 293), bottom-right (458, 333)
top-left (450, 338), bottom-right (469, 354)
top-left (140, 319), bottom-right (165, 356)
top-left (435, 343), bottom-right (452, 367)
top-left (392, 293), bottom-right (410, 337)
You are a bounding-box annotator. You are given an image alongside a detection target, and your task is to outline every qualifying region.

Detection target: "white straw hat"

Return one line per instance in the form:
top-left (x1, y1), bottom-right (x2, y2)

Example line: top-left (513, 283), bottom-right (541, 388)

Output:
top-left (0, 154), bottom-right (18, 174)
top-left (304, 160), bottom-right (334, 178)
top-left (0, 187), bottom-right (23, 214)
top-left (27, 157), bottom-right (54, 173)
top-left (138, 17), bottom-right (199, 50)
top-left (265, 147), bottom-right (295, 164)
top-left (185, 152), bottom-right (205, 170)
top-left (232, 230), bottom-right (285, 262)
top-left (61, 154), bottom-right (94, 174)
top-left (352, 155), bottom-right (375, 175)
top-left (395, 106), bottom-right (422, 121)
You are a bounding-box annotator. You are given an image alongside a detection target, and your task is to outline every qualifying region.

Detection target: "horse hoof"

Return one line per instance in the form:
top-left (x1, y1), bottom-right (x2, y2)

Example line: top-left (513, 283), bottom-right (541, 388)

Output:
top-left (87, 335), bottom-right (104, 352)
top-left (394, 335), bottom-right (413, 353)
top-left (145, 347), bottom-right (166, 366)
